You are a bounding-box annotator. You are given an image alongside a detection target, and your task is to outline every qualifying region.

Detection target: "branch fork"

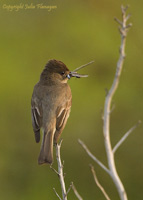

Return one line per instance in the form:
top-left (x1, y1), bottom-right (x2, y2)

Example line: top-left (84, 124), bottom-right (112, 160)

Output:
top-left (52, 140), bottom-right (83, 200)
top-left (115, 5), bottom-right (132, 38)
top-left (79, 5), bottom-right (139, 200)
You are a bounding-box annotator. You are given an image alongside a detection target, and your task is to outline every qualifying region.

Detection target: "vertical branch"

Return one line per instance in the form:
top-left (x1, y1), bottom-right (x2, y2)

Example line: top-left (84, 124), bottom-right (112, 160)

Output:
top-left (79, 5), bottom-right (134, 200)
top-left (103, 5), bottom-right (132, 200)
top-left (56, 140), bottom-right (67, 200)
top-left (53, 140), bottom-right (83, 200)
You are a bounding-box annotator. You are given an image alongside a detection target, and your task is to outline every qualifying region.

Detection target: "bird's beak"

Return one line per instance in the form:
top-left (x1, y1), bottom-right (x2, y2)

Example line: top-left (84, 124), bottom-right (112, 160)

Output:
top-left (68, 71), bottom-right (88, 79)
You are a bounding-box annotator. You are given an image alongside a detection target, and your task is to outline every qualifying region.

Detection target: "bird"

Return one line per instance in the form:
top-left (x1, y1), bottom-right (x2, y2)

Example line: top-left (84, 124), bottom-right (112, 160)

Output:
top-left (31, 59), bottom-right (87, 164)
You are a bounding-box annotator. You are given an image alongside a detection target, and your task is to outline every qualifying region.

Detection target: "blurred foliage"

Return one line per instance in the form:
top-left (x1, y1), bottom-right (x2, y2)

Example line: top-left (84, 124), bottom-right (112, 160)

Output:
top-left (0, 0), bottom-right (143, 199)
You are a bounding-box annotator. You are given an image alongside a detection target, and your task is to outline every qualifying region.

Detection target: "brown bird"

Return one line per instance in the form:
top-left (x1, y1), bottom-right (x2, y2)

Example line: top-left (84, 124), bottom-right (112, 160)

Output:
top-left (31, 59), bottom-right (87, 164)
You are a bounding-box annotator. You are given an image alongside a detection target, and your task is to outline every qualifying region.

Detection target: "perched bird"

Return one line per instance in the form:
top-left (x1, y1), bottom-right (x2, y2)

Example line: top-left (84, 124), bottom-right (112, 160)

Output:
top-left (31, 59), bottom-right (87, 164)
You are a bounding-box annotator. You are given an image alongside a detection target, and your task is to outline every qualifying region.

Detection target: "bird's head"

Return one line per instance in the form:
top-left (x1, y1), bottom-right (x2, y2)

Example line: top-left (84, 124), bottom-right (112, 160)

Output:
top-left (40, 59), bottom-right (88, 84)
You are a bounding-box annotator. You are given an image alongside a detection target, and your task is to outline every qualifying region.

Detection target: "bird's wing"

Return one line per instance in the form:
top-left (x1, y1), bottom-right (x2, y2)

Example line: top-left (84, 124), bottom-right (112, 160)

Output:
top-left (54, 98), bottom-right (72, 143)
top-left (31, 98), bottom-right (42, 143)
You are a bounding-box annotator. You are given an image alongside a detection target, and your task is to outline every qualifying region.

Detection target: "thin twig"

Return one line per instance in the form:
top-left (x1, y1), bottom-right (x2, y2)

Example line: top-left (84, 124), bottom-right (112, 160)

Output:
top-left (73, 60), bottom-right (95, 72)
top-left (126, 13), bottom-right (131, 21)
top-left (114, 17), bottom-right (122, 26)
top-left (125, 23), bottom-right (132, 29)
top-left (102, 5), bottom-right (131, 200)
top-left (90, 164), bottom-right (111, 200)
top-left (113, 121), bottom-right (141, 153)
top-left (78, 139), bottom-right (110, 175)
top-left (72, 183), bottom-right (83, 200)
top-left (66, 182), bottom-right (73, 197)
top-left (56, 139), bottom-right (67, 200)
top-left (121, 5), bottom-right (129, 13)
top-left (53, 188), bottom-right (62, 200)
top-left (50, 164), bottom-right (59, 176)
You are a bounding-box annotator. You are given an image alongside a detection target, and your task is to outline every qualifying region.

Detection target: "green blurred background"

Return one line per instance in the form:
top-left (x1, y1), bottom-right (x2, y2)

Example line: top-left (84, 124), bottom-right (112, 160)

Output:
top-left (0, 0), bottom-right (143, 199)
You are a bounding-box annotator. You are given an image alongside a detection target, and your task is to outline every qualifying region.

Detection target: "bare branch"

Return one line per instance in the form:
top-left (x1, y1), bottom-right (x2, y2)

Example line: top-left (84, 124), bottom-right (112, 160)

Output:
top-left (102, 5), bottom-right (131, 200)
top-left (90, 164), bottom-right (111, 200)
top-left (114, 17), bottom-right (122, 26)
top-left (72, 183), bottom-right (83, 200)
top-left (77, 6), bottom-right (132, 200)
top-left (53, 188), bottom-right (62, 200)
top-left (50, 164), bottom-right (59, 176)
top-left (73, 60), bottom-right (95, 72)
top-left (125, 13), bottom-right (131, 22)
top-left (78, 139), bottom-right (110, 175)
top-left (121, 5), bottom-right (129, 14)
top-left (113, 121), bottom-right (141, 153)
top-left (125, 23), bottom-right (132, 29)
top-left (56, 140), bottom-right (67, 200)
top-left (66, 182), bottom-right (73, 197)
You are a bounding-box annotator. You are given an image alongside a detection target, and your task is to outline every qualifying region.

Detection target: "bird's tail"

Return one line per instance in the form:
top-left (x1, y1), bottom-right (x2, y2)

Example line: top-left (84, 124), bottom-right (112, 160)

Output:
top-left (38, 130), bottom-right (54, 164)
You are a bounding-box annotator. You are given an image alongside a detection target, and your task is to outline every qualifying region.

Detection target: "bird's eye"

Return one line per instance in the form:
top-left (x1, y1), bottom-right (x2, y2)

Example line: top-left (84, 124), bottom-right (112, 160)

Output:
top-left (61, 71), bottom-right (65, 75)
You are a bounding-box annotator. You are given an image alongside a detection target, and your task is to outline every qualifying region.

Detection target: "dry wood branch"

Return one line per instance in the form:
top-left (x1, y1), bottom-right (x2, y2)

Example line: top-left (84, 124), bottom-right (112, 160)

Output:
top-left (78, 139), bottom-right (110, 175)
top-left (50, 164), bottom-right (59, 176)
top-left (72, 183), bottom-right (83, 200)
top-left (56, 139), bottom-right (67, 200)
top-left (54, 141), bottom-right (82, 200)
top-left (103, 5), bottom-right (131, 200)
top-left (90, 164), bottom-right (111, 200)
top-left (114, 17), bottom-right (122, 26)
top-left (79, 5), bottom-right (132, 200)
top-left (113, 121), bottom-right (141, 153)
top-left (125, 14), bottom-right (131, 22)
top-left (53, 188), bottom-right (62, 200)
top-left (66, 182), bottom-right (73, 197)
